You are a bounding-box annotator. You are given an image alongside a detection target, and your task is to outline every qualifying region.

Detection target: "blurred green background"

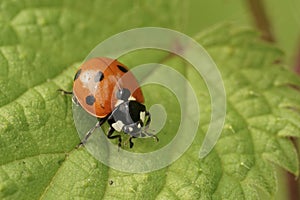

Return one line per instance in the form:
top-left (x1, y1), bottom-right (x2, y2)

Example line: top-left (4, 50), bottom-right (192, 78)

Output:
top-left (186, 0), bottom-right (300, 69)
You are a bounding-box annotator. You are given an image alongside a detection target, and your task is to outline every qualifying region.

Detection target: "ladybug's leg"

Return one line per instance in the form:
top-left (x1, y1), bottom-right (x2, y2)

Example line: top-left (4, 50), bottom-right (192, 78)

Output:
top-left (57, 89), bottom-right (79, 106)
top-left (145, 132), bottom-right (159, 142)
top-left (144, 111), bottom-right (151, 127)
top-left (143, 112), bottom-right (159, 142)
top-left (107, 114), bottom-right (123, 148)
top-left (107, 127), bottom-right (122, 148)
top-left (57, 89), bottom-right (73, 95)
top-left (129, 136), bottom-right (136, 148)
top-left (77, 117), bottom-right (107, 147)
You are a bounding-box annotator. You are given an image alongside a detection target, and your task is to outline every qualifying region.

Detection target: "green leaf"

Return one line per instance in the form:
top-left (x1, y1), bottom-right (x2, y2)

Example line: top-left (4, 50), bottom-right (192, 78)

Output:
top-left (0, 1), bottom-right (300, 200)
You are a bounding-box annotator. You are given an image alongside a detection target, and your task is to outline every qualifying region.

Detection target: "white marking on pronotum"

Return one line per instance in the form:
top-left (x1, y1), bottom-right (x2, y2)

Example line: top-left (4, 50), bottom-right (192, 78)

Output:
top-left (114, 95), bottom-right (136, 107)
top-left (140, 111), bottom-right (146, 122)
top-left (128, 95), bottom-right (136, 101)
top-left (112, 120), bottom-right (125, 132)
top-left (114, 99), bottom-right (124, 107)
top-left (128, 127), bottom-right (133, 132)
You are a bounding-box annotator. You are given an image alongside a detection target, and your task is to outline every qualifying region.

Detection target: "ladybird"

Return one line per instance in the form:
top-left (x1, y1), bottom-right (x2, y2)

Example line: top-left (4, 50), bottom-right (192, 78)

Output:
top-left (58, 57), bottom-right (158, 148)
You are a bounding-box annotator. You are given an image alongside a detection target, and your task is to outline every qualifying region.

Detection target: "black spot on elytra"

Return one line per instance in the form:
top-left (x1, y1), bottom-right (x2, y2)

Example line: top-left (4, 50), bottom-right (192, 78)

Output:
top-left (117, 65), bottom-right (128, 73)
top-left (94, 71), bottom-right (104, 82)
top-left (86, 95), bottom-right (95, 105)
top-left (74, 69), bottom-right (82, 81)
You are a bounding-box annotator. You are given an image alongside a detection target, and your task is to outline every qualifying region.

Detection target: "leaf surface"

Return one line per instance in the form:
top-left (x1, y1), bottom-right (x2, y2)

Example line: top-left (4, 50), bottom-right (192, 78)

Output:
top-left (0, 1), bottom-right (300, 200)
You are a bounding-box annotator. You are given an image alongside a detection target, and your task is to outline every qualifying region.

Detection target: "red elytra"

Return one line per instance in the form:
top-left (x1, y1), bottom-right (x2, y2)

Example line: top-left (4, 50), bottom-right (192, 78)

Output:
top-left (72, 57), bottom-right (144, 118)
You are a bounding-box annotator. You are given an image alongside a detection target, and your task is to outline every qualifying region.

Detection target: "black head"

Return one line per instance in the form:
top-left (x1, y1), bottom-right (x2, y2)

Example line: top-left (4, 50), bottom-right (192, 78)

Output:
top-left (109, 101), bottom-right (151, 138)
